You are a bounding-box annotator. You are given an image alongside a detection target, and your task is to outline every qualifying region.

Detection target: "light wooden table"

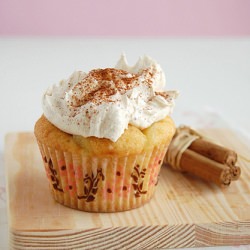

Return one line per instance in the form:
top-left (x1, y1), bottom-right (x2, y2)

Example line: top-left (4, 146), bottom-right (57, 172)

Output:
top-left (4, 127), bottom-right (250, 249)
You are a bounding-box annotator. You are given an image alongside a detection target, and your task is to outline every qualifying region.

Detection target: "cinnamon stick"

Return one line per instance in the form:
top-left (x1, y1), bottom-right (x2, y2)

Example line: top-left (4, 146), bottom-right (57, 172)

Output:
top-left (165, 126), bottom-right (241, 186)
top-left (229, 165), bottom-right (241, 181)
top-left (180, 149), bottom-right (232, 187)
top-left (188, 138), bottom-right (240, 180)
top-left (189, 138), bottom-right (237, 166)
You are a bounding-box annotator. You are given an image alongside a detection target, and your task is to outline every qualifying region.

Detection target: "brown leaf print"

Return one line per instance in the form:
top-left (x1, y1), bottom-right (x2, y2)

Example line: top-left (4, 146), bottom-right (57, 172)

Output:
top-left (45, 157), bottom-right (63, 192)
top-left (131, 164), bottom-right (147, 198)
top-left (78, 168), bottom-right (105, 202)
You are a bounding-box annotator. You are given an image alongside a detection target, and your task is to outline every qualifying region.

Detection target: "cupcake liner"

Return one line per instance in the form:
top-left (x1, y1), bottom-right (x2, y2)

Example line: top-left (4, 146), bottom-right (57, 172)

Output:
top-left (37, 141), bottom-right (169, 212)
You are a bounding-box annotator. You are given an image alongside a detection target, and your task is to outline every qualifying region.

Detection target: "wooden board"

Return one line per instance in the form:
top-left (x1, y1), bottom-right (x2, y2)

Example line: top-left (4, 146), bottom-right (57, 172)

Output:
top-left (4, 130), bottom-right (250, 249)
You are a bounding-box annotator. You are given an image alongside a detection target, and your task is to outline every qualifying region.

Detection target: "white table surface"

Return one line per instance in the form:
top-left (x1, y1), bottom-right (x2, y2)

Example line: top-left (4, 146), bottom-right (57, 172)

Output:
top-left (0, 37), bottom-right (250, 249)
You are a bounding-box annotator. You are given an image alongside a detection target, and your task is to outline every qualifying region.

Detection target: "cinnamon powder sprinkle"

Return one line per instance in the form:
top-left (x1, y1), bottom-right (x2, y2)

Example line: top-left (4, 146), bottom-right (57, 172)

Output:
top-left (68, 68), bottom-right (153, 107)
top-left (155, 92), bottom-right (169, 99)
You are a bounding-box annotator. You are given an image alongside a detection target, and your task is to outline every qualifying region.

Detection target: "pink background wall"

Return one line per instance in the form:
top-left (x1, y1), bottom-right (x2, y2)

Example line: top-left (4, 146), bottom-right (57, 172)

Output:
top-left (0, 0), bottom-right (250, 36)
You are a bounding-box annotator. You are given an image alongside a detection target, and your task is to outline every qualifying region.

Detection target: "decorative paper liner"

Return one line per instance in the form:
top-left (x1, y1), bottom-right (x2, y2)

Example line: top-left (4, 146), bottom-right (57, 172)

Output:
top-left (36, 141), bottom-right (169, 212)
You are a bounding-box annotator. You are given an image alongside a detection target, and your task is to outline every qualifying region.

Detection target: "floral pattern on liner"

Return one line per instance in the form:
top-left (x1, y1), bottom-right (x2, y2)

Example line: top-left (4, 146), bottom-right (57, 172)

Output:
top-left (131, 164), bottom-right (147, 198)
top-left (43, 156), bottom-right (63, 193)
top-left (37, 141), bottom-right (169, 212)
top-left (77, 168), bottom-right (105, 202)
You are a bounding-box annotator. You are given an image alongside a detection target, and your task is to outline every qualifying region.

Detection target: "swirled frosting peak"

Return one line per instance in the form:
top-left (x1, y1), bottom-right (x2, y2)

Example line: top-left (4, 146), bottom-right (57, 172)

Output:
top-left (42, 55), bottom-right (178, 142)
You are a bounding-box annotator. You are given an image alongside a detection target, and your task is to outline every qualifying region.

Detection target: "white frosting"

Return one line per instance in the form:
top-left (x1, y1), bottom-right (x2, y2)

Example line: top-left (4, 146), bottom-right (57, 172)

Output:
top-left (116, 54), bottom-right (165, 91)
top-left (42, 55), bottom-right (178, 142)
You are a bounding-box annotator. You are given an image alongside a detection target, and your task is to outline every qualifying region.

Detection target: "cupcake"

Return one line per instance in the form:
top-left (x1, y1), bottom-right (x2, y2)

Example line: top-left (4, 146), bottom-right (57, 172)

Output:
top-left (34, 54), bottom-right (178, 212)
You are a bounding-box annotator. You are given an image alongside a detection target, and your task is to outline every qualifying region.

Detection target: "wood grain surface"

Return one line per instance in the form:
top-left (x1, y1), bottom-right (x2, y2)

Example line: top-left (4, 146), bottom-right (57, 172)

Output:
top-left (4, 129), bottom-right (250, 249)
